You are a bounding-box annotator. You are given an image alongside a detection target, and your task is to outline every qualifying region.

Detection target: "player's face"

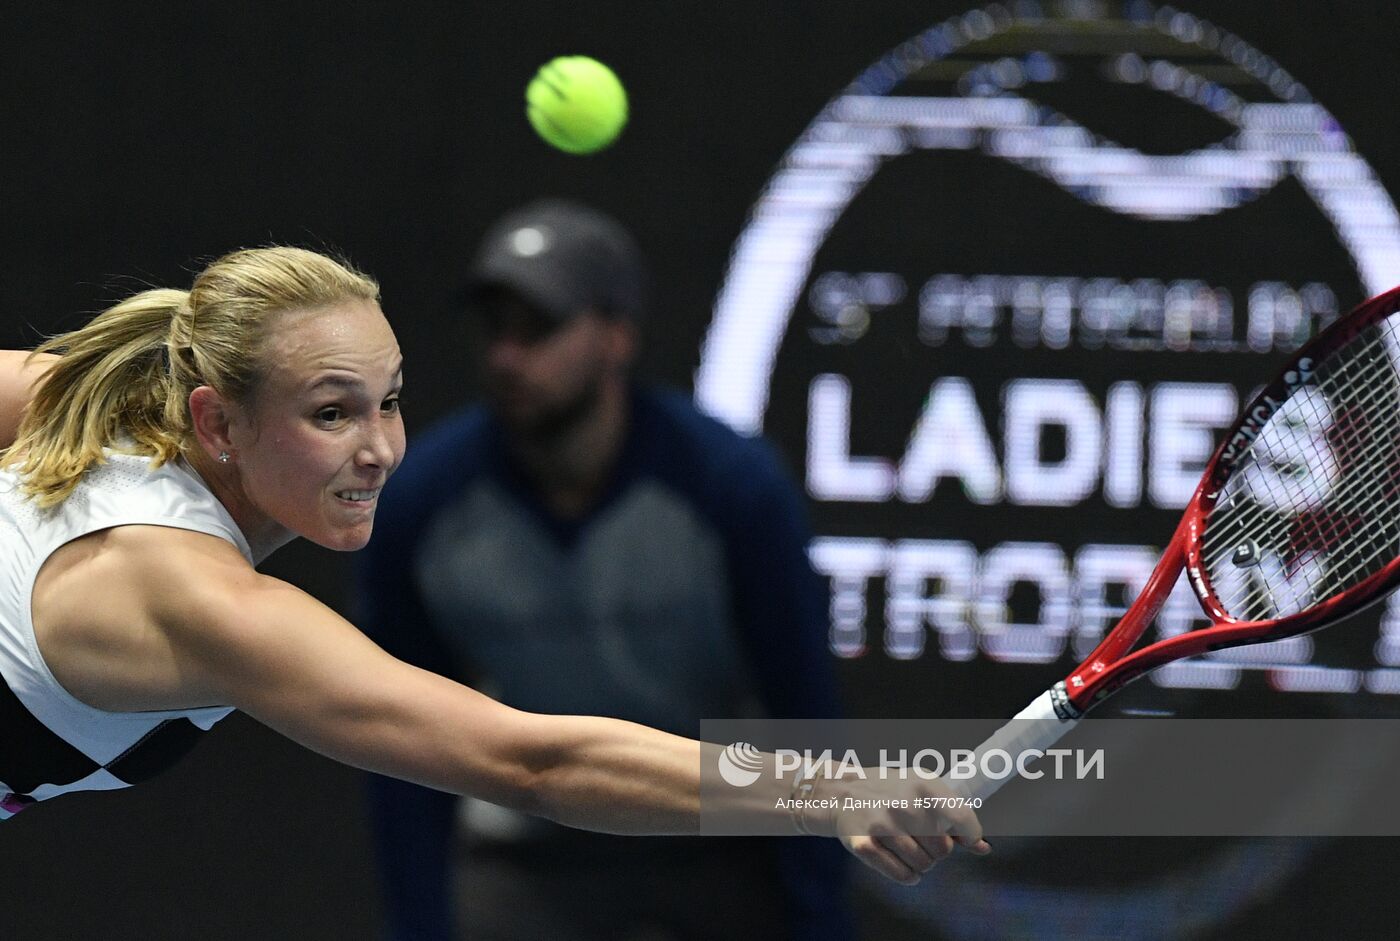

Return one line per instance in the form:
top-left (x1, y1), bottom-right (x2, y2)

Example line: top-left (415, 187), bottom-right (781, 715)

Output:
top-left (480, 294), bottom-right (631, 434)
top-left (230, 299), bottom-right (405, 551)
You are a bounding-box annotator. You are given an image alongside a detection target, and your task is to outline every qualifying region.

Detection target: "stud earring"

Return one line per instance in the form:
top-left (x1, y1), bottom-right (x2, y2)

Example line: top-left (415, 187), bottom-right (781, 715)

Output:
top-left (218, 452), bottom-right (231, 464)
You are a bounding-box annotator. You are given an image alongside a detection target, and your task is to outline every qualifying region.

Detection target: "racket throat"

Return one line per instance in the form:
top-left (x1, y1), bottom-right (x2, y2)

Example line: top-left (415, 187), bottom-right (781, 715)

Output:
top-left (1048, 680), bottom-right (1082, 721)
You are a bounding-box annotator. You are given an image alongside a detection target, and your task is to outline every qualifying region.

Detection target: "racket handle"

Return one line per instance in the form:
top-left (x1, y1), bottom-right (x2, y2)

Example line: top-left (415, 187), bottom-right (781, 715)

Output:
top-left (948, 685), bottom-right (1080, 802)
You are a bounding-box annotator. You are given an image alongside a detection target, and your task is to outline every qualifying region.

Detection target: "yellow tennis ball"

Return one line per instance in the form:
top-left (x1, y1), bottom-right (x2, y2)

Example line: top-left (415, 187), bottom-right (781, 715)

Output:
top-left (526, 56), bottom-right (629, 154)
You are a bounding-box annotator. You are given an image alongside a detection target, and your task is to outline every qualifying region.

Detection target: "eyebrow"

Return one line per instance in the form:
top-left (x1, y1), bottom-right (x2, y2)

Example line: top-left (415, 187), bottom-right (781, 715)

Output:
top-left (305, 361), bottom-right (405, 393)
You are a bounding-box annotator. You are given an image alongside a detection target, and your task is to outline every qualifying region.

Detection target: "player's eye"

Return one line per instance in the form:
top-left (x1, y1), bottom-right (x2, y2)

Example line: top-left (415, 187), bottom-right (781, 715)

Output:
top-left (314, 406), bottom-right (345, 424)
top-left (381, 395), bottom-right (401, 415)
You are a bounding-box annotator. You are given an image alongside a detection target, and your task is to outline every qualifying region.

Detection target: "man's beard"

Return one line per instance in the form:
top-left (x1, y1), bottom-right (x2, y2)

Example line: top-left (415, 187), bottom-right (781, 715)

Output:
top-left (496, 372), bottom-right (605, 442)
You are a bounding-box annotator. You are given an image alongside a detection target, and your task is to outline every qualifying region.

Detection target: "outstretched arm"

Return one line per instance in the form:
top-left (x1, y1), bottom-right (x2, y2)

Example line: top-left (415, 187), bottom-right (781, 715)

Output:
top-left (194, 556), bottom-right (985, 879)
top-left (40, 526), bottom-right (985, 883)
top-left (0, 351), bottom-right (57, 449)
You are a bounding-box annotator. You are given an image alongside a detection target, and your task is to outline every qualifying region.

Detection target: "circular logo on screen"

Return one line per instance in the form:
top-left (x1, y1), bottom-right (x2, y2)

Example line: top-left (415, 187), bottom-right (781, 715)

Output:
top-left (717, 741), bottom-right (765, 787)
top-left (697, 0), bottom-right (1400, 690)
top-left (695, 1), bottom-right (1400, 937)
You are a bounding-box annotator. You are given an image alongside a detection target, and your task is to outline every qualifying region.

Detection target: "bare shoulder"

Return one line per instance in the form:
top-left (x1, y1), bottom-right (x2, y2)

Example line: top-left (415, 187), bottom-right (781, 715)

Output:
top-left (43, 523), bottom-right (259, 612)
top-left (120, 527), bottom-right (325, 675)
top-left (33, 523), bottom-right (265, 711)
top-left (135, 533), bottom-right (398, 719)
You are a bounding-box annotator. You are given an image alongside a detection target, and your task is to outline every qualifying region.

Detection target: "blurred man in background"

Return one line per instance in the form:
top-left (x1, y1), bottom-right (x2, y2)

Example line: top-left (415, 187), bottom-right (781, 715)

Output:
top-left (357, 199), bottom-right (853, 940)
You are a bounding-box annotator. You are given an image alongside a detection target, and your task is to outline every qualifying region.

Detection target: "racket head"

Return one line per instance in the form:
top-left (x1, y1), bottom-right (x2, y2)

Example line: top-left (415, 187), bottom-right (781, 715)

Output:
top-left (1190, 284), bottom-right (1400, 628)
top-left (1068, 285), bottom-right (1400, 712)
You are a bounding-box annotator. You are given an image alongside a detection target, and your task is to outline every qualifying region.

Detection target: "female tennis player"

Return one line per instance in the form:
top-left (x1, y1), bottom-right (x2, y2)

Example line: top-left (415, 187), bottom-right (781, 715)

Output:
top-left (0, 246), bottom-right (986, 885)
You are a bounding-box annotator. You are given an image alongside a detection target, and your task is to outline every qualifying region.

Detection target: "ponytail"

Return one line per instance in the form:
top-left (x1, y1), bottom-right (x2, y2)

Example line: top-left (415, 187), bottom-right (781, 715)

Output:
top-left (4, 290), bottom-right (190, 507)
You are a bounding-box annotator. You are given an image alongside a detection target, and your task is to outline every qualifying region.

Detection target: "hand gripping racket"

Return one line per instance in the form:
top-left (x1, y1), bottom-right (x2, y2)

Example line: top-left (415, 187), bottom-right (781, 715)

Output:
top-left (952, 285), bottom-right (1400, 801)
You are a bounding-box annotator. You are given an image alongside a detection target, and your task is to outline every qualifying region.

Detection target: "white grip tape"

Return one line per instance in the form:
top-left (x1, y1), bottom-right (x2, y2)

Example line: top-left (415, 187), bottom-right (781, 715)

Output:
top-left (949, 688), bottom-right (1080, 802)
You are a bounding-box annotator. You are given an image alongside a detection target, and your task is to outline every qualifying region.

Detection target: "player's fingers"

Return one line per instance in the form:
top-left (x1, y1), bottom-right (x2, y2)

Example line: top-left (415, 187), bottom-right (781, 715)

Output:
top-left (843, 835), bottom-right (922, 885)
top-left (913, 832), bottom-right (956, 862)
top-left (958, 836), bottom-right (993, 855)
top-left (942, 805), bottom-right (987, 850)
top-left (875, 831), bottom-right (937, 874)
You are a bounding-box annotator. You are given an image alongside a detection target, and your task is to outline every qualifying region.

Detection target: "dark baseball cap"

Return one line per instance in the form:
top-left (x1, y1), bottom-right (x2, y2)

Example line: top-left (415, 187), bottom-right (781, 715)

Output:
top-left (463, 199), bottom-right (647, 323)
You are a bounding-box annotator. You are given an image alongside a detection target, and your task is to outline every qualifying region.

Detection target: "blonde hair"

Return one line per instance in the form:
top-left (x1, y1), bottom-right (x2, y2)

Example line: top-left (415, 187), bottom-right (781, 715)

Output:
top-left (2, 246), bottom-right (380, 507)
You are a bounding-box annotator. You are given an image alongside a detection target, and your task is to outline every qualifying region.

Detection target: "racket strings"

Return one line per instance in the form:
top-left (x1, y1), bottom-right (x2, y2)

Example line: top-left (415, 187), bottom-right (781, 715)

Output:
top-left (1202, 339), bottom-right (1397, 566)
top-left (1212, 424), bottom-right (1397, 617)
top-left (1210, 342), bottom-right (1400, 616)
top-left (1209, 334), bottom-right (1400, 616)
top-left (1214, 331), bottom-right (1394, 520)
top-left (1217, 369), bottom-right (1400, 570)
top-left (1200, 315), bottom-right (1400, 621)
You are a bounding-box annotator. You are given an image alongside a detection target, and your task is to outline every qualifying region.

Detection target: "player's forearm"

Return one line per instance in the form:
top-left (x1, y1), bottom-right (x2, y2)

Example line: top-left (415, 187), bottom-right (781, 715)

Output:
top-left (520, 715), bottom-right (701, 833)
top-left (515, 715), bottom-right (802, 836)
top-left (349, 690), bottom-right (796, 835)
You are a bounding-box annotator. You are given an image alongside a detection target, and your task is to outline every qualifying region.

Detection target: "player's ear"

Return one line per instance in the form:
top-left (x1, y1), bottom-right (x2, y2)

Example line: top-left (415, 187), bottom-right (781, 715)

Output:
top-left (188, 386), bottom-right (244, 462)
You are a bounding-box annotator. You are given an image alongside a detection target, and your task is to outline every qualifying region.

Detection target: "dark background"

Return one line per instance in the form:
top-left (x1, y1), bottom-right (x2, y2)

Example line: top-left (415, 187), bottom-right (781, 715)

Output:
top-left (3, 2), bottom-right (1400, 938)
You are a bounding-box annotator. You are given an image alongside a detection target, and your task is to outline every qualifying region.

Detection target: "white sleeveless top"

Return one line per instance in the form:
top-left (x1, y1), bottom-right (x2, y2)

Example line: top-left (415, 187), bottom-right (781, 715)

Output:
top-left (0, 452), bottom-right (251, 819)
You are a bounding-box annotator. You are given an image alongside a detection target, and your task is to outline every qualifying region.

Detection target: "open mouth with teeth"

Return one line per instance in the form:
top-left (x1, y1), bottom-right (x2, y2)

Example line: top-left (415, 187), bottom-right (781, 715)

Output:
top-left (335, 488), bottom-right (380, 502)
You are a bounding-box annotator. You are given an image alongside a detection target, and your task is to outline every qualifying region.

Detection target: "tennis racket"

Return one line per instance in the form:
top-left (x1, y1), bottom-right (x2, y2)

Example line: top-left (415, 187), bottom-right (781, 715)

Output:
top-left (951, 285), bottom-right (1400, 802)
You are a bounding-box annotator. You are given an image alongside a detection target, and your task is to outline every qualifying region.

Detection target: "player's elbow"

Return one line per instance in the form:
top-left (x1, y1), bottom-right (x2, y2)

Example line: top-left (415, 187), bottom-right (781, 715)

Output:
top-left (426, 706), bottom-right (563, 820)
top-left (451, 712), bottom-right (604, 826)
